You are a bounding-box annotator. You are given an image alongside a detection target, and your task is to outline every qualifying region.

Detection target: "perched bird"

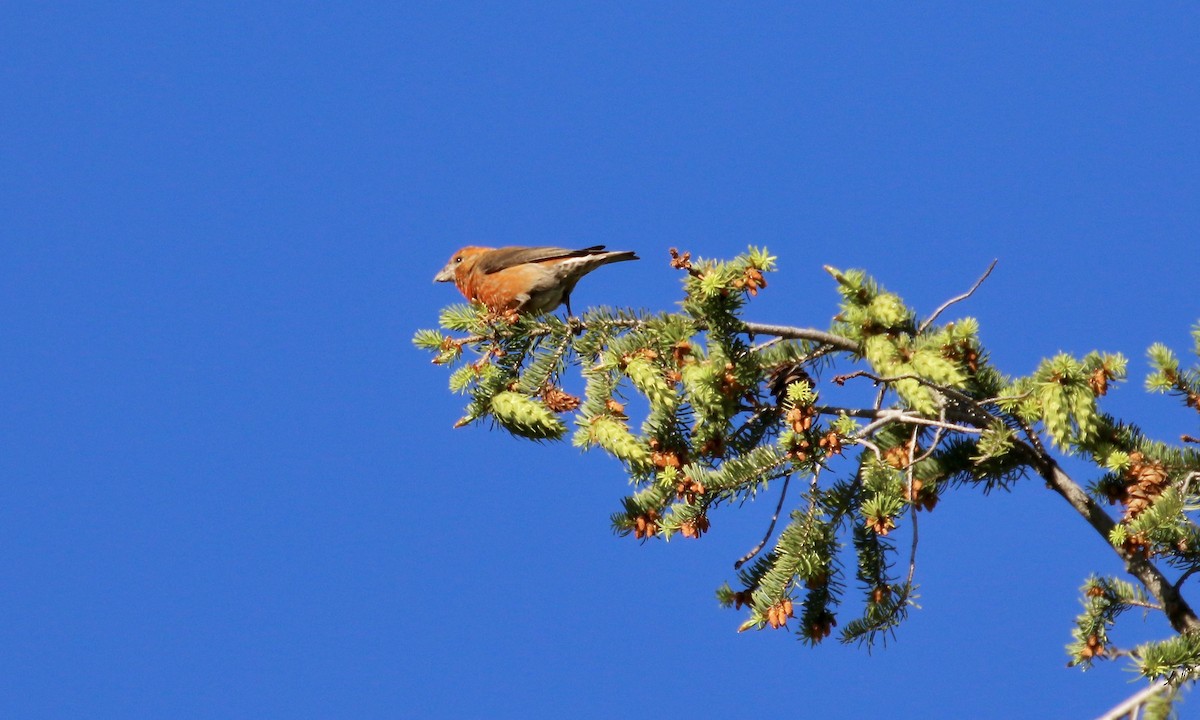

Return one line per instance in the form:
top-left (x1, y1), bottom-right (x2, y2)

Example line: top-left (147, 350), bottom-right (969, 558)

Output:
top-left (434, 245), bottom-right (639, 316)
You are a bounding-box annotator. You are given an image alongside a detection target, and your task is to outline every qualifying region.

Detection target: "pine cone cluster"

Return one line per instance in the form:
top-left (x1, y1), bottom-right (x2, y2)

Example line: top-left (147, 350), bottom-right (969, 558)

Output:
top-left (651, 450), bottom-right (682, 470)
top-left (945, 340), bottom-right (980, 373)
top-left (668, 247), bottom-right (695, 274)
top-left (818, 430), bottom-right (843, 456)
top-left (541, 386), bottom-right (581, 413)
top-left (698, 436), bottom-right (725, 459)
top-left (908, 477), bottom-right (939, 512)
top-left (733, 267), bottom-right (767, 296)
top-left (1077, 634), bottom-right (1108, 660)
top-left (1119, 452), bottom-right (1171, 521)
top-left (804, 572), bottom-right (828, 590)
top-left (679, 514), bottom-right (710, 539)
top-left (786, 435), bottom-right (814, 463)
top-left (648, 438), bottom-right (689, 475)
top-left (1122, 534), bottom-right (1150, 559)
top-left (672, 340), bottom-right (693, 366)
top-left (720, 361), bottom-right (742, 397)
top-left (633, 510), bottom-right (660, 539)
top-left (767, 363), bottom-right (811, 404)
top-left (1162, 367), bottom-right (1200, 410)
top-left (808, 613), bottom-right (837, 642)
top-left (674, 476), bottom-right (705, 503)
top-left (786, 405), bottom-right (816, 433)
top-left (865, 514), bottom-right (895, 536)
top-left (883, 441), bottom-right (916, 469)
top-left (620, 347), bottom-right (659, 366)
top-left (1096, 452), bottom-right (1174, 558)
top-left (765, 598), bottom-right (794, 628)
top-left (1088, 366), bottom-right (1112, 397)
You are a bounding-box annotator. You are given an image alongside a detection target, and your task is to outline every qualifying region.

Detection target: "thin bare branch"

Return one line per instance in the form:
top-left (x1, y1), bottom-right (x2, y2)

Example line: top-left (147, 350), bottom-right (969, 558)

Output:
top-left (917, 259), bottom-right (998, 334)
top-left (833, 370), bottom-right (978, 406)
top-left (1180, 471), bottom-right (1200, 500)
top-left (909, 410), bottom-right (949, 466)
top-left (1095, 681), bottom-right (1173, 720)
top-left (749, 336), bottom-right (784, 353)
top-left (740, 321), bottom-right (859, 352)
top-left (1174, 566), bottom-right (1200, 593)
top-left (852, 437), bottom-right (885, 463)
top-left (735, 474), bottom-right (793, 570)
top-left (848, 409), bottom-right (982, 437)
top-left (902, 424), bottom-right (921, 594)
top-left (978, 391), bottom-right (1031, 406)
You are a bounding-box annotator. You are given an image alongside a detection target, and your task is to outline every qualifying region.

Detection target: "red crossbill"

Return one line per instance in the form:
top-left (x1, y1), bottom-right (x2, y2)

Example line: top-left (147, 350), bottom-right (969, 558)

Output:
top-left (434, 245), bottom-right (639, 315)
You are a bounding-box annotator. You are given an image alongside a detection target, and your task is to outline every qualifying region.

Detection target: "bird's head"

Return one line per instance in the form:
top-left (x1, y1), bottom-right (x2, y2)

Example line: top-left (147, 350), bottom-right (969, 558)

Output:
top-left (433, 246), bottom-right (492, 284)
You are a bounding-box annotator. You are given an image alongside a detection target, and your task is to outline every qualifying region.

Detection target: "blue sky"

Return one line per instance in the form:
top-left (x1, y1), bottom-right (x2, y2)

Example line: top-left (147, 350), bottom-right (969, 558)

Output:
top-left (3, 3), bottom-right (1199, 718)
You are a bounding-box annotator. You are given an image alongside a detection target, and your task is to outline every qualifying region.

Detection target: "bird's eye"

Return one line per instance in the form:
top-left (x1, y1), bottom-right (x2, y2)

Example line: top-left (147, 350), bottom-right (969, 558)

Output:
top-left (454, 256), bottom-right (463, 263)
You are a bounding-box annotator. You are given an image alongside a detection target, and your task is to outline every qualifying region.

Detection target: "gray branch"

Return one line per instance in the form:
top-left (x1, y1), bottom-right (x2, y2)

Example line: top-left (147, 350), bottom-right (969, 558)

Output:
top-left (739, 321), bottom-right (859, 352)
top-left (1021, 445), bottom-right (1200, 634)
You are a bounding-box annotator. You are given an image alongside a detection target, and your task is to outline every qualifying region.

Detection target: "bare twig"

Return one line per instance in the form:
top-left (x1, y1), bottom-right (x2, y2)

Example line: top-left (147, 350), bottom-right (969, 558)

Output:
top-left (749, 336), bottom-right (785, 353)
top-left (814, 406), bottom-right (892, 420)
top-left (978, 391), bottom-right (1031, 406)
top-left (833, 369), bottom-right (977, 404)
top-left (1014, 416), bottom-right (1050, 458)
top-left (863, 425), bottom-right (925, 634)
top-left (854, 410), bottom-right (982, 438)
top-left (1095, 681), bottom-right (1175, 720)
top-left (852, 436), bottom-right (886, 463)
top-left (1180, 472), bottom-right (1200, 500)
top-left (917, 259), bottom-right (998, 334)
top-left (740, 322), bottom-right (859, 352)
top-left (1174, 566), bottom-right (1200, 593)
top-left (909, 410), bottom-right (949, 466)
top-left (874, 384), bottom-right (888, 411)
top-left (902, 424), bottom-right (921, 593)
top-left (735, 474), bottom-right (793, 569)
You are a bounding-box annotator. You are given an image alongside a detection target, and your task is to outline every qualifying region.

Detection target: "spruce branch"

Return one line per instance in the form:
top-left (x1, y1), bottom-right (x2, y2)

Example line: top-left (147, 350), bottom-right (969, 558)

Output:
top-left (1022, 445), bottom-right (1200, 634)
top-left (419, 247), bottom-right (1200, 676)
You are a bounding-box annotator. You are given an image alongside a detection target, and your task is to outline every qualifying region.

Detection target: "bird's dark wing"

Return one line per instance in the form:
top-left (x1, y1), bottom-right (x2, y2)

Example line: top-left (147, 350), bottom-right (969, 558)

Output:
top-left (475, 246), bottom-right (609, 275)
